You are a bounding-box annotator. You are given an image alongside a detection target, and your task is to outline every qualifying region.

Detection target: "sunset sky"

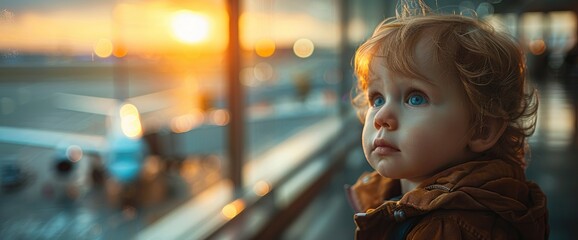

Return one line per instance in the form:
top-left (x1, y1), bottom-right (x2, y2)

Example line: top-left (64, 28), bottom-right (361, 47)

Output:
top-left (0, 0), bottom-right (345, 56)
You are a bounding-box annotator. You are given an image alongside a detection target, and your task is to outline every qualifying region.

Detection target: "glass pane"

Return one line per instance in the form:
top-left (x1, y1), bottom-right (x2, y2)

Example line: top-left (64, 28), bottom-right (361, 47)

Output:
top-left (241, 0), bottom-right (343, 185)
top-left (0, 0), bottom-right (229, 238)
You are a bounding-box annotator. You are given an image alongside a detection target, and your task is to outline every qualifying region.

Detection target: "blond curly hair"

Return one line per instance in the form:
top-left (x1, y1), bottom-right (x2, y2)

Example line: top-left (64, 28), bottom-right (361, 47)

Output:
top-left (352, 7), bottom-right (538, 168)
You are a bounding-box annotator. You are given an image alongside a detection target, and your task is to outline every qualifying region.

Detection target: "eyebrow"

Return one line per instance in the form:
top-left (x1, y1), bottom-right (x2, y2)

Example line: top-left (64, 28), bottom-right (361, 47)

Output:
top-left (367, 70), bottom-right (440, 91)
top-left (411, 74), bottom-right (439, 89)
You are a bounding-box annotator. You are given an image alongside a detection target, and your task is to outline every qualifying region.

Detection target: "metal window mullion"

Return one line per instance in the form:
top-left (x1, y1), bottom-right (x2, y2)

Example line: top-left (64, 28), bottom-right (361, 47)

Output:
top-left (339, 0), bottom-right (351, 116)
top-left (227, 0), bottom-right (243, 193)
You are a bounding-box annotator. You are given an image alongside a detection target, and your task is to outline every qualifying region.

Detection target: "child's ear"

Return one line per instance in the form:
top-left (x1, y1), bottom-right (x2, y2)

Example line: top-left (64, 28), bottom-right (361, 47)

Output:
top-left (468, 118), bottom-right (507, 153)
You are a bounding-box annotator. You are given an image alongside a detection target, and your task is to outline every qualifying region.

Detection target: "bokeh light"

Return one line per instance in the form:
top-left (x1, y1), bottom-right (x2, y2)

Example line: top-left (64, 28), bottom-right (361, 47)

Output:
top-left (119, 103), bottom-right (143, 138)
top-left (66, 145), bottom-right (83, 163)
top-left (113, 44), bottom-right (128, 58)
top-left (241, 67), bottom-right (258, 87)
top-left (253, 62), bottom-right (274, 82)
top-left (529, 39), bottom-right (547, 55)
top-left (293, 38), bottom-right (314, 58)
top-left (170, 110), bottom-right (205, 133)
top-left (255, 38), bottom-right (276, 57)
top-left (94, 38), bottom-right (113, 58)
top-left (180, 157), bottom-right (201, 183)
top-left (253, 180), bottom-right (271, 197)
top-left (221, 199), bottom-right (245, 219)
top-left (209, 109), bottom-right (230, 126)
top-left (142, 156), bottom-right (163, 178)
top-left (171, 10), bottom-right (210, 44)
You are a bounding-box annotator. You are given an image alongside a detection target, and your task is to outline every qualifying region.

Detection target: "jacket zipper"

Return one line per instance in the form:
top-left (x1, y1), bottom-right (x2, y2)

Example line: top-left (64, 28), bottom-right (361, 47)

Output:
top-left (424, 184), bottom-right (451, 192)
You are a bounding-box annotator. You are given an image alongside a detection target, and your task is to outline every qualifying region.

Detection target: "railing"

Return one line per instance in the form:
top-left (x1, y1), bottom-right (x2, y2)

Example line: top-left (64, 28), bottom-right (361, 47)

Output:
top-left (137, 113), bottom-right (361, 240)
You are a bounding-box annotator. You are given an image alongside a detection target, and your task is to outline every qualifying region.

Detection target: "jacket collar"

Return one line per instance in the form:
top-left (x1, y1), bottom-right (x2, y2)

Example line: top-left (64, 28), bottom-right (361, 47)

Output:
top-left (348, 159), bottom-right (548, 238)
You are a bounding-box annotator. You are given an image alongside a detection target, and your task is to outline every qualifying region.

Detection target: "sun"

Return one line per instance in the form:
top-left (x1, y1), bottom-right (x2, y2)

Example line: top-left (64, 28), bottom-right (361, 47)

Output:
top-left (171, 10), bottom-right (210, 44)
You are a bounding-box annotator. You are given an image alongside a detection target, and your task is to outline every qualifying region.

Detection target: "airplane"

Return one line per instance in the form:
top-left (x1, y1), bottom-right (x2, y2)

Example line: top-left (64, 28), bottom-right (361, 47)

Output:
top-left (0, 93), bottom-right (156, 187)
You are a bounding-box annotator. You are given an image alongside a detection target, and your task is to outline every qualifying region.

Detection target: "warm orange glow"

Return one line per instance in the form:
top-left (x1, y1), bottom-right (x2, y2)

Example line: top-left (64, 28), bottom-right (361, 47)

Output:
top-left (143, 156), bottom-right (162, 177)
top-left (221, 204), bottom-right (237, 219)
top-left (253, 180), bottom-right (271, 197)
top-left (94, 38), bottom-right (113, 58)
top-left (113, 44), bottom-right (128, 58)
top-left (529, 39), bottom-right (547, 55)
top-left (210, 109), bottom-right (230, 126)
top-left (1, 2), bottom-right (340, 55)
top-left (113, 1), bottom-right (227, 52)
top-left (1, 1), bottom-right (228, 54)
top-left (221, 199), bottom-right (245, 219)
top-left (357, 54), bottom-right (371, 84)
top-left (119, 103), bottom-right (143, 138)
top-left (171, 10), bottom-right (210, 44)
top-left (255, 38), bottom-right (276, 57)
top-left (239, 11), bottom-right (339, 50)
top-left (180, 157), bottom-right (201, 182)
top-left (293, 38), bottom-right (314, 58)
top-left (170, 110), bottom-right (205, 133)
top-left (0, 11), bottom-right (112, 53)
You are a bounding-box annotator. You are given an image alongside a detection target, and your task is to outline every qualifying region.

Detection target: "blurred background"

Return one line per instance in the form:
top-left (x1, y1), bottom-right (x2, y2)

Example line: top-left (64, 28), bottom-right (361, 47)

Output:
top-left (0, 0), bottom-right (576, 239)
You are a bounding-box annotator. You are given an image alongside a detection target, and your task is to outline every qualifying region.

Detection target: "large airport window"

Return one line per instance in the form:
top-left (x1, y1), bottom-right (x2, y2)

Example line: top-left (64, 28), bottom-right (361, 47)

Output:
top-left (0, 0), bottom-right (232, 237)
top-left (239, 0), bottom-right (343, 190)
top-left (0, 0), bottom-right (389, 238)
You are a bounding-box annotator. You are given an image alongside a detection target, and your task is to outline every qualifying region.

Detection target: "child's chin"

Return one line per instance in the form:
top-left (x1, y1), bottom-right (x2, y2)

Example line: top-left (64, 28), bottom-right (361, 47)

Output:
top-left (375, 167), bottom-right (401, 179)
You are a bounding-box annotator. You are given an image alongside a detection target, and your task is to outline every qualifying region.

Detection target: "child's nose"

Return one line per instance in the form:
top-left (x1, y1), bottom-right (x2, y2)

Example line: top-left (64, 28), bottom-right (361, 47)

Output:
top-left (373, 103), bottom-right (398, 130)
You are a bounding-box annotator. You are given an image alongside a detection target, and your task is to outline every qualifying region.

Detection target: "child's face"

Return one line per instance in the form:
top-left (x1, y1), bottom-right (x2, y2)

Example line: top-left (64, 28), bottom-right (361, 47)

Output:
top-left (361, 36), bottom-right (475, 182)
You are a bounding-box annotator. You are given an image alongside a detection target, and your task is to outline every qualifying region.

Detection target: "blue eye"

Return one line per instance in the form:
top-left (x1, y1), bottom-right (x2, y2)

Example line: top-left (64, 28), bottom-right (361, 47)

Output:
top-left (372, 96), bottom-right (385, 107)
top-left (407, 93), bottom-right (428, 106)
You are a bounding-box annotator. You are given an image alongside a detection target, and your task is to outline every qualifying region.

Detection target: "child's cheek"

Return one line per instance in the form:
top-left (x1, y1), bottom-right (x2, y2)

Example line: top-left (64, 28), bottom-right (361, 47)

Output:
top-left (361, 123), bottom-right (376, 158)
top-left (401, 112), bottom-right (449, 156)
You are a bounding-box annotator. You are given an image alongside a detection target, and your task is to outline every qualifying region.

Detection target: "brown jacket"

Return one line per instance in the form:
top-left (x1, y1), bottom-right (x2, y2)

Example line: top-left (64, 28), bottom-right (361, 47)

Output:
top-left (346, 159), bottom-right (549, 239)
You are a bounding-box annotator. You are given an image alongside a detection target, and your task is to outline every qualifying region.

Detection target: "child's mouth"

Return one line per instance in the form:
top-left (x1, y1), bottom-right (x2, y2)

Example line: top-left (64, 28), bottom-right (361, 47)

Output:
top-left (372, 138), bottom-right (400, 155)
top-left (373, 146), bottom-right (400, 155)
